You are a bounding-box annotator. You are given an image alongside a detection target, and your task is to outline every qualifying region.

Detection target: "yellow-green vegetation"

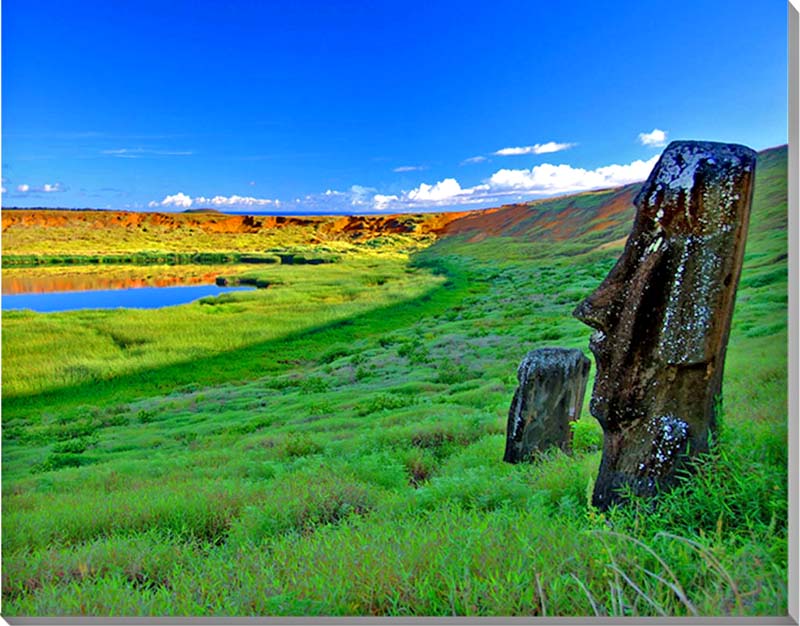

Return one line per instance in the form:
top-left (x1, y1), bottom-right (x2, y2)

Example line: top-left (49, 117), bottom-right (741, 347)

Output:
top-left (1, 147), bottom-right (788, 617)
top-left (2, 256), bottom-right (444, 397)
top-left (1, 210), bottom-right (446, 257)
top-left (2, 217), bottom-right (297, 256)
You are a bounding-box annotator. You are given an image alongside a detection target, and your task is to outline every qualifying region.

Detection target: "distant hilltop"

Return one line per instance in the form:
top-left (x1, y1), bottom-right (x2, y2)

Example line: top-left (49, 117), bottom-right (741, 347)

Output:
top-left (1, 145), bottom-right (786, 255)
top-left (1, 208), bottom-right (477, 239)
top-left (181, 208), bottom-right (227, 215)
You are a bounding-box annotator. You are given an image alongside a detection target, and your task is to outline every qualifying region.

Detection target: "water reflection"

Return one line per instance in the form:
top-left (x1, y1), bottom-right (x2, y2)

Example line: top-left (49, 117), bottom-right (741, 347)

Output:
top-left (1, 265), bottom-right (257, 312)
top-left (2, 284), bottom-right (254, 313)
top-left (2, 268), bottom-right (222, 295)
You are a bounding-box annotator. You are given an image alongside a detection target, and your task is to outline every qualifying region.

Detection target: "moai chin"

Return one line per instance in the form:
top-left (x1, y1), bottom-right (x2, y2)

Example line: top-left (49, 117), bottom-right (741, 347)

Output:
top-left (573, 140), bottom-right (756, 510)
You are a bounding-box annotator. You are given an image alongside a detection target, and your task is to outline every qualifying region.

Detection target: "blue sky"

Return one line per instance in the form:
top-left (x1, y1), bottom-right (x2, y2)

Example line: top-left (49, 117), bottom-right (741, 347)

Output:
top-left (1, 0), bottom-right (788, 213)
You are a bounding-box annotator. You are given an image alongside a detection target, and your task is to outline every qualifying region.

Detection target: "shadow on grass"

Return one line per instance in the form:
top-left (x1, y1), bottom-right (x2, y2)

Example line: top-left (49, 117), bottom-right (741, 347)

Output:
top-left (2, 260), bottom-right (475, 421)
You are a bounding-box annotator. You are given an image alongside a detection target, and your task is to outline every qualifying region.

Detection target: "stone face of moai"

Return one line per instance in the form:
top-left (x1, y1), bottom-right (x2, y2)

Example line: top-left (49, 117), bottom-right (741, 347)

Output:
top-left (503, 347), bottom-right (591, 463)
top-left (573, 141), bottom-right (756, 510)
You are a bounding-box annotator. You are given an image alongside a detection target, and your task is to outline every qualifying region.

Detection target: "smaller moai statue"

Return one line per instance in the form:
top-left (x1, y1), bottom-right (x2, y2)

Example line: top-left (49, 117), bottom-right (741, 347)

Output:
top-left (503, 347), bottom-right (591, 463)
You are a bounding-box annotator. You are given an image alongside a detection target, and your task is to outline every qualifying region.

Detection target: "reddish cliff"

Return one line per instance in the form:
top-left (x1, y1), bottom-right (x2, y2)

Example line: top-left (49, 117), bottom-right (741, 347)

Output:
top-left (1, 209), bottom-right (473, 238)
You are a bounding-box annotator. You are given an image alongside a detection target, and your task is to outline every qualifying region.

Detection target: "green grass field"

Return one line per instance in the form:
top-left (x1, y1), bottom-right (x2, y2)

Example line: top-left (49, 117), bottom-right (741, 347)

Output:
top-left (0, 146), bottom-right (788, 617)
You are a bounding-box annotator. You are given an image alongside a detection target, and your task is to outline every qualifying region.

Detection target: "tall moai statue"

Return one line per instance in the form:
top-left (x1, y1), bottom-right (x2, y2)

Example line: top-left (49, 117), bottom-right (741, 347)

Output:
top-left (573, 140), bottom-right (756, 510)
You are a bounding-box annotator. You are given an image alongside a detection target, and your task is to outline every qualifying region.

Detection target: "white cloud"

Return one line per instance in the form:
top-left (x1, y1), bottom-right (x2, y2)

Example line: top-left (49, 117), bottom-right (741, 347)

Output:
top-left (369, 154), bottom-right (659, 212)
top-left (406, 178), bottom-right (473, 202)
top-left (461, 155), bottom-right (487, 165)
top-left (532, 141), bottom-right (576, 155)
top-left (349, 184), bottom-right (376, 206)
top-left (494, 142), bottom-right (575, 156)
top-left (195, 194), bottom-right (278, 207)
top-left (101, 148), bottom-right (193, 158)
top-left (148, 151), bottom-right (660, 216)
top-left (1, 186), bottom-right (6, 194)
top-left (148, 192), bottom-right (279, 210)
top-left (393, 165), bottom-right (426, 173)
top-left (494, 147), bottom-right (533, 156)
top-left (375, 178), bottom-right (491, 210)
top-left (162, 192), bottom-right (193, 208)
top-left (488, 156), bottom-right (659, 194)
top-left (373, 194), bottom-right (399, 210)
top-left (638, 128), bottom-right (668, 147)
top-left (13, 182), bottom-right (66, 194)
top-left (315, 187), bottom-right (398, 212)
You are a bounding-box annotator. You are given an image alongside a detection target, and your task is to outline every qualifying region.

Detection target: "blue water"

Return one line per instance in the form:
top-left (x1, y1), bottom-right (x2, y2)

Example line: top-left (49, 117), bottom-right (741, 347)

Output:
top-left (2, 284), bottom-right (254, 313)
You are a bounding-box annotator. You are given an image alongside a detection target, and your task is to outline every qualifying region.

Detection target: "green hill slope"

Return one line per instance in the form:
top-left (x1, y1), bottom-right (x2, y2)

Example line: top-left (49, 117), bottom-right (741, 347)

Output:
top-left (1, 146), bottom-right (788, 617)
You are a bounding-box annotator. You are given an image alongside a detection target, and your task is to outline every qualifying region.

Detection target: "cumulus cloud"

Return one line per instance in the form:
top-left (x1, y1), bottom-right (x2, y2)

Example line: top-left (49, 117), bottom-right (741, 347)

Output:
top-left (406, 178), bottom-right (472, 202)
top-left (17, 184), bottom-right (30, 192)
top-left (494, 142), bottom-right (575, 156)
top-left (145, 153), bottom-right (660, 216)
top-left (370, 155), bottom-right (658, 211)
top-left (155, 192), bottom-right (193, 208)
top-left (488, 156), bottom-right (659, 194)
top-left (42, 183), bottom-right (62, 192)
top-left (372, 178), bottom-right (492, 210)
top-left (638, 128), bottom-right (668, 147)
top-left (196, 194), bottom-right (278, 207)
top-left (373, 194), bottom-right (399, 210)
top-left (148, 192), bottom-right (279, 209)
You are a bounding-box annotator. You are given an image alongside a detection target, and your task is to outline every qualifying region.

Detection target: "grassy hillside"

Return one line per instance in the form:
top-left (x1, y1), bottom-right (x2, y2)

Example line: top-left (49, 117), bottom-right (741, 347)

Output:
top-left (1, 255), bottom-right (446, 399)
top-left (0, 146), bottom-right (788, 616)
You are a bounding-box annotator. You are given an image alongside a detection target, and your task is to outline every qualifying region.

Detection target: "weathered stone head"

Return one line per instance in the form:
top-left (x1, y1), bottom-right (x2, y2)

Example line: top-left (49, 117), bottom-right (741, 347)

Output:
top-left (573, 140), bottom-right (756, 510)
top-left (503, 347), bottom-right (591, 463)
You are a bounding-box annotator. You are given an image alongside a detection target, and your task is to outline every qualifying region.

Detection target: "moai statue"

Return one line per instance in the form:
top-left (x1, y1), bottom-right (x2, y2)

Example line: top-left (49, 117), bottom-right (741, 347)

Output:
top-left (503, 348), bottom-right (591, 463)
top-left (573, 140), bottom-right (756, 510)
